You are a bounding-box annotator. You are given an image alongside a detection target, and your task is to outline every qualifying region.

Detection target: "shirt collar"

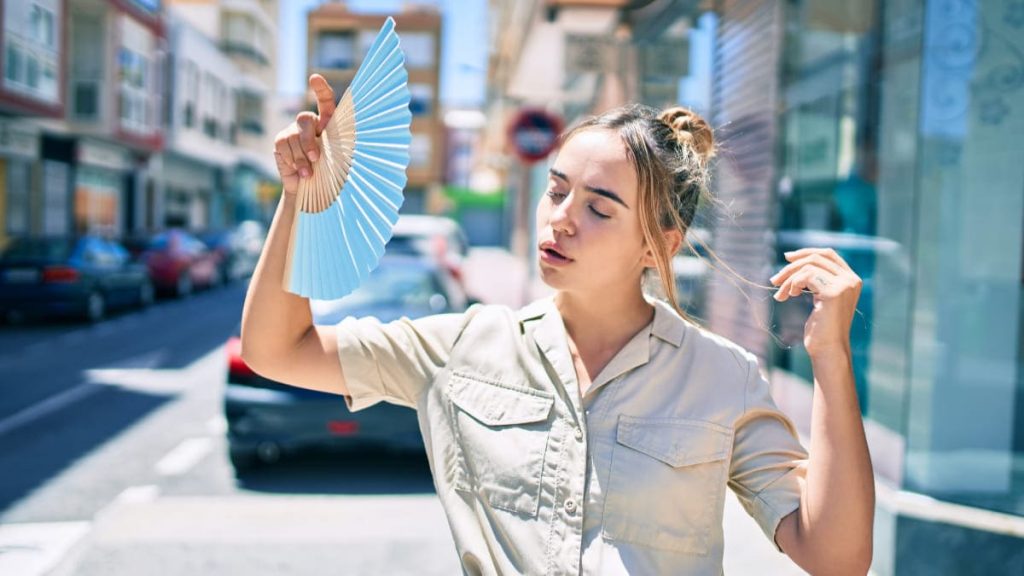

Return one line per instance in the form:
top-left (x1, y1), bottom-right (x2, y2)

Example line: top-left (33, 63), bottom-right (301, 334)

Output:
top-left (517, 296), bottom-right (687, 349)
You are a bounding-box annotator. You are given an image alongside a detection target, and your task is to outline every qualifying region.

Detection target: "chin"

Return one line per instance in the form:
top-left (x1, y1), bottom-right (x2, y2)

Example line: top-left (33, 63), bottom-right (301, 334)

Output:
top-left (537, 264), bottom-right (570, 289)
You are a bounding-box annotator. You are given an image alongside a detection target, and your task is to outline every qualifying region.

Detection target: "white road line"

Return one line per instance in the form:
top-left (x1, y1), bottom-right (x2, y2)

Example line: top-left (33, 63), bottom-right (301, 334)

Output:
top-left (205, 415), bottom-right (227, 435)
top-left (112, 485), bottom-right (161, 506)
top-left (0, 384), bottom-right (103, 438)
top-left (155, 437), bottom-right (213, 476)
top-left (0, 521), bottom-right (91, 576)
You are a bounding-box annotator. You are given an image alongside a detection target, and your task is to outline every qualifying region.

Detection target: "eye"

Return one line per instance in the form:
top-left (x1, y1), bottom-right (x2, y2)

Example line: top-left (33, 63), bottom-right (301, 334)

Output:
top-left (545, 189), bottom-right (567, 201)
top-left (589, 205), bottom-right (610, 219)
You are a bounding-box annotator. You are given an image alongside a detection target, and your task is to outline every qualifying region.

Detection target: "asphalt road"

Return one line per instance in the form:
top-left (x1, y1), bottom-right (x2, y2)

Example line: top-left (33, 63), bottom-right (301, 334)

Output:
top-left (0, 280), bottom-right (460, 576)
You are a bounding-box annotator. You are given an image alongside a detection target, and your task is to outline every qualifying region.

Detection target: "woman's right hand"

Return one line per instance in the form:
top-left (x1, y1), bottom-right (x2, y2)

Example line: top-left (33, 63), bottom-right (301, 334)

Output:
top-left (273, 74), bottom-right (337, 195)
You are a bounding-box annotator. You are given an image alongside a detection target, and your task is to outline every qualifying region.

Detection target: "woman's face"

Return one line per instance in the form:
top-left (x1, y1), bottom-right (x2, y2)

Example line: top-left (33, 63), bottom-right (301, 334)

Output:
top-left (535, 128), bottom-right (651, 295)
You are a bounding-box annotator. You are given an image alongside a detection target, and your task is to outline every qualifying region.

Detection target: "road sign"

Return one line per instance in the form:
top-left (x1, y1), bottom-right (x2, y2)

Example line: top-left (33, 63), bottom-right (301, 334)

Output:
top-left (507, 108), bottom-right (564, 164)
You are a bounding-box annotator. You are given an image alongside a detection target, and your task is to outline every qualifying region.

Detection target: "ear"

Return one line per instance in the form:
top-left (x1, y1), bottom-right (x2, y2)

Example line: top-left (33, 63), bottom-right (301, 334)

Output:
top-left (641, 228), bottom-right (684, 268)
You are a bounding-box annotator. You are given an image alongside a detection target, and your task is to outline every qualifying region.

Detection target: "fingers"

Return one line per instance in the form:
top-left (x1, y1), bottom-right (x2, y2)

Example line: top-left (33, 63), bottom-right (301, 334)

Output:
top-left (295, 112), bottom-right (320, 163)
top-left (770, 252), bottom-right (844, 287)
top-left (273, 127), bottom-right (299, 175)
top-left (286, 135), bottom-right (311, 179)
top-left (783, 247), bottom-right (853, 273)
top-left (273, 150), bottom-right (295, 179)
top-left (309, 74), bottom-right (336, 135)
top-left (774, 265), bottom-right (831, 302)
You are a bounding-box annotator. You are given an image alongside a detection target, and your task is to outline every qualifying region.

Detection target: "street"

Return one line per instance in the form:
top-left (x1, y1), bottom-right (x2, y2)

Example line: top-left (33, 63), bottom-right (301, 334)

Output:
top-left (0, 254), bottom-right (805, 575)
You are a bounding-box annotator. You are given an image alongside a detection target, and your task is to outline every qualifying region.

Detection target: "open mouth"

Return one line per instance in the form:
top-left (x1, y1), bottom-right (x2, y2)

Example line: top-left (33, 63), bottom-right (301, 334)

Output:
top-left (541, 246), bottom-right (572, 262)
top-left (544, 248), bottom-right (569, 261)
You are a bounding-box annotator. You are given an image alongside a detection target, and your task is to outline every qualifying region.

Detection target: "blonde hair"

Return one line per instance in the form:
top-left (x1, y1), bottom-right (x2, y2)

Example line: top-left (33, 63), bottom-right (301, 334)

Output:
top-left (560, 104), bottom-right (716, 321)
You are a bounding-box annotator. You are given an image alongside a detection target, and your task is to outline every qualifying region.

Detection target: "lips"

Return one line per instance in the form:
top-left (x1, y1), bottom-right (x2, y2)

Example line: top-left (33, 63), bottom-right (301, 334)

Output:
top-left (539, 241), bottom-right (572, 261)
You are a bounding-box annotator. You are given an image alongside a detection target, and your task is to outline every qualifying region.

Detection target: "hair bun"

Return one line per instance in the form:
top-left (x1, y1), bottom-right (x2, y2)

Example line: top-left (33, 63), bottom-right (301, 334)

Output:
top-left (658, 106), bottom-right (715, 161)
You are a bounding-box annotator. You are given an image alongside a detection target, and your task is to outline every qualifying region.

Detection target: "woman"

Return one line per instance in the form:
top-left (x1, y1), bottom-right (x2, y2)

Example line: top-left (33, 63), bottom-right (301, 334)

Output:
top-left (241, 74), bottom-right (875, 575)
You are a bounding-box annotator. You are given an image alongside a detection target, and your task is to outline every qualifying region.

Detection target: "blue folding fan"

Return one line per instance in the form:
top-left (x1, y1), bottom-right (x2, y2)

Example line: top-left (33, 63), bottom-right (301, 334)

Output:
top-left (284, 17), bottom-right (411, 300)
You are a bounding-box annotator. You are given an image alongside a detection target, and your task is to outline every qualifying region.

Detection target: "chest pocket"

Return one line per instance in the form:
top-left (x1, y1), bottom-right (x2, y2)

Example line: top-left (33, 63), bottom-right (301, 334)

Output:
top-left (602, 416), bottom-right (733, 555)
top-left (448, 372), bottom-right (554, 517)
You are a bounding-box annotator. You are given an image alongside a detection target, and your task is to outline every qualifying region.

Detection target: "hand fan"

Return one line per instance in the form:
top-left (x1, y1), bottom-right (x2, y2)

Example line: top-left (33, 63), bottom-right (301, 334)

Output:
top-left (284, 16), bottom-right (411, 300)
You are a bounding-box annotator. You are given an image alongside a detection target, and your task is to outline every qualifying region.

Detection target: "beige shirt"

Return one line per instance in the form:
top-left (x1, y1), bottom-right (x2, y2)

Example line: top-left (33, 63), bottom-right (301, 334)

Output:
top-left (336, 296), bottom-right (808, 575)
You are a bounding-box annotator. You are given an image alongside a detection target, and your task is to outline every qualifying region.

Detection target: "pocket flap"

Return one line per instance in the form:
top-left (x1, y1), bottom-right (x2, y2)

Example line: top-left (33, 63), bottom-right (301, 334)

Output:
top-left (616, 416), bottom-right (732, 468)
top-left (449, 373), bottom-right (554, 427)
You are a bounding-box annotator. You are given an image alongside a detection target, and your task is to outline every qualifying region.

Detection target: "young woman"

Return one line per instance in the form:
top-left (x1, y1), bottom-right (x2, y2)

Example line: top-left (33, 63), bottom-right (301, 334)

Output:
top-left (241, 74), bottom-right (875, 575)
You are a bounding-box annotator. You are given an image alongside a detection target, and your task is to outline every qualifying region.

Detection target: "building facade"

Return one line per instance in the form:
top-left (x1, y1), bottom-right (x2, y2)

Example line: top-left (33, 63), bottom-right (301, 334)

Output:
top-left (306, 2), bottom-right (443, 214)
top-left (706, 0), bottom-right (1024, 573)
top-left (487, 0), bottom-right (1024, 573)
top-left (166, 0), bottom-right (280, 226)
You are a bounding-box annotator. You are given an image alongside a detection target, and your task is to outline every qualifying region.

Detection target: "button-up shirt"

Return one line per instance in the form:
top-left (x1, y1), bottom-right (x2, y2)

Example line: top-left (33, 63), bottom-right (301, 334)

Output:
top-left (336, 296), bottom-right (808, 575)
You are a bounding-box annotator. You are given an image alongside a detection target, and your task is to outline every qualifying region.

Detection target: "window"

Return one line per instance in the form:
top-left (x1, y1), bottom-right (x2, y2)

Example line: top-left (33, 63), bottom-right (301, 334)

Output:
top-left (402, 32), bottom-right (436, 69)
top-left (409, 133), bottom-right (431, 169)
top-left (71, 12), bottom-right (103, 121)
top-left (316, 32), bottom-right (355, 69)
top-left (409, 83), bottom-right (433, 116)
top-left (3, 2), bottom-right (60, 103)
top-left (237, 92), bottom-right (264, 135)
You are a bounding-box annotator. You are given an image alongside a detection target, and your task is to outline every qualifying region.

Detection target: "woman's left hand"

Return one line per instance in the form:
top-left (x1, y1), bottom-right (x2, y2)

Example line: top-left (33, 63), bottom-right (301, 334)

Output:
top-left (769, 247), bottom-right (862, 358)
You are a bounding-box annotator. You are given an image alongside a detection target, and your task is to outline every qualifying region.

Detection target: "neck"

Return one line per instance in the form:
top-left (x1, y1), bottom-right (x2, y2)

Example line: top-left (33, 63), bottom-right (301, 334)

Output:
top-left (554, 286), bottom-right (654, 353)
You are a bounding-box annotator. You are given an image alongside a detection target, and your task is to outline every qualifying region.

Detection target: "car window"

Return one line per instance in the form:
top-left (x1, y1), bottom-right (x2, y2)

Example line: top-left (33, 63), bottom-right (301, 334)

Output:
top-left (2, 238), bottom-right (73, 261)
top-left (106, 240), bottom-right (130, 265)
top-left (310, 260), bottom-right (441, 323)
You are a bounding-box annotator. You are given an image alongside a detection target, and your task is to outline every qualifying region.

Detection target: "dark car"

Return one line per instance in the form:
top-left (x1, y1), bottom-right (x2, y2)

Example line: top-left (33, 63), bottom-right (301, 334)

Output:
top-left (223, 254), bottom-right (467, 472)
top-left (141, 229), bottom-right (222, 297)
top-left (0, 235), bottom-right (154, 323)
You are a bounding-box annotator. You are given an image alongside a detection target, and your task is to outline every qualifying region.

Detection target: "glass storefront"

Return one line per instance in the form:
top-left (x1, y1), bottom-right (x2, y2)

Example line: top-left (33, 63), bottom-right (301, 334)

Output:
top-left (767, 0), bottom-right (1024, 570)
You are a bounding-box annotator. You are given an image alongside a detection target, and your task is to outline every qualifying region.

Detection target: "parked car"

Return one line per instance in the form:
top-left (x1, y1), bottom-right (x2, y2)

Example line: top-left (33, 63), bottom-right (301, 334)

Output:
top-left (228, 220), bottom-right (266, 280)
top-left (672, 227), bottom-right (712, 316)
top-left (140, 229), bottom-right (222, 297)
top-left (0, 235), bottom-right (154, 323)
top-left (197, 229), bottom-right (236, 283)
top-left (388, 215), bottom-right (470, 288)
top-left (223, 254), bottom-right (468, 472)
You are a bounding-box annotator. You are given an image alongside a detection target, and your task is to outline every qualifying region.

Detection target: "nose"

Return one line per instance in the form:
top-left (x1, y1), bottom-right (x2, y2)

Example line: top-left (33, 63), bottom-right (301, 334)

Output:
top-left (548, 193), bottom-right (576, 236)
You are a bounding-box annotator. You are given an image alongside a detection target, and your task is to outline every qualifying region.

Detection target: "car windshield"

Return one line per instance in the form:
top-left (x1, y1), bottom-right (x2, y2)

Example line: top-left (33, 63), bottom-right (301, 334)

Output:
top-left (310, 259), bottom-right (439, 322)
top-left (1, 237), bottom-right (74, 262)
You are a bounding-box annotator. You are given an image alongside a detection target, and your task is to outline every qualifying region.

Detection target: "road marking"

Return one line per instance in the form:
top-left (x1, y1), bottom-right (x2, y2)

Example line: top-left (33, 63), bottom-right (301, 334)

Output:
top-left (112, 485), bottom-right (160, 506)
top-left (0, 521), bottom-right (91, 576)
top-left (206, 416), bottom-right (227, 435)
top-left (0, 384), bottom-right (103, 438)
top-left (155, 438), bottom-right (213, 476)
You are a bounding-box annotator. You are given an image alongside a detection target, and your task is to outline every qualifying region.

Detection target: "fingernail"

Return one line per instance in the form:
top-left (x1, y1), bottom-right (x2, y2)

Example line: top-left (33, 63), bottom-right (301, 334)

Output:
top-left (300, 167), bottom-right (311, 178)
top-left (784, 251), bottom-right (795, 257)
top-left (308, 150), bottom-right (319, 162)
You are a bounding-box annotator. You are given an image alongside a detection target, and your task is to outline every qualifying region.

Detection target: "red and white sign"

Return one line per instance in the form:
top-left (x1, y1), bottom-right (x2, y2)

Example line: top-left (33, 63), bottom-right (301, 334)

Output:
top-left (508, 108), bottom-right (564, 164)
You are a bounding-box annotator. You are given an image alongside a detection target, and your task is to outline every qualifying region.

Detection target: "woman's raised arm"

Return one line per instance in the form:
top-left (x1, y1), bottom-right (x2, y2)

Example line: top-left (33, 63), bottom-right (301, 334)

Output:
top-left (239, 75), bottom-right (349, 395)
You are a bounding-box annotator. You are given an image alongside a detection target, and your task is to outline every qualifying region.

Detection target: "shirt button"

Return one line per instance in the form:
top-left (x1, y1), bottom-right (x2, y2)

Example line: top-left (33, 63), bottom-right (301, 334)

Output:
top-left (564, 499), bottom-right (577, 514)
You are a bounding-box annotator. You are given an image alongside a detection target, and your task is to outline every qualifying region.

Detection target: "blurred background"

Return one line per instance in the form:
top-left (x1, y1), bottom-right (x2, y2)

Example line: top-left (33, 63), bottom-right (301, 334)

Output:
top-left (0, 0), bottom-right (1021, 574)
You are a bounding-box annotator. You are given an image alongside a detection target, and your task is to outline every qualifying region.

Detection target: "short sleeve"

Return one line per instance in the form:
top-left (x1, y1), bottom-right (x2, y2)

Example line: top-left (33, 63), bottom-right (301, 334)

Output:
top-left (335, 305), bottom-right (480, 412)
top-left (727, 354), bottom-right (808, 553)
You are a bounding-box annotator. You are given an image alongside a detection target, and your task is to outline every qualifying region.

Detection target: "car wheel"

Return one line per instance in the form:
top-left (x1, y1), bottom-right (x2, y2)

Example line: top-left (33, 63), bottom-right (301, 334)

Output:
top-left (176, 273), bottom-right (193, 298)
top-left (85, 292), bottom-right (106, 323)
top-left (138, 282), bottom-right (155, 308)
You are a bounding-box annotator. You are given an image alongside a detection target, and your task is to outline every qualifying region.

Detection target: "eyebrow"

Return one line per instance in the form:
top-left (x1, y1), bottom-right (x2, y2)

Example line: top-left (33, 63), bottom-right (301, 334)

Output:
top-left (548, 168), bottom-right (630, 209)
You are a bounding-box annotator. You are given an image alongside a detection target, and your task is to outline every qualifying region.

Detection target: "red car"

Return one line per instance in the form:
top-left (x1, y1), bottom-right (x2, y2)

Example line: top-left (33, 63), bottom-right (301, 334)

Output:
top-left (141, 229), bottom-right (222, 297)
